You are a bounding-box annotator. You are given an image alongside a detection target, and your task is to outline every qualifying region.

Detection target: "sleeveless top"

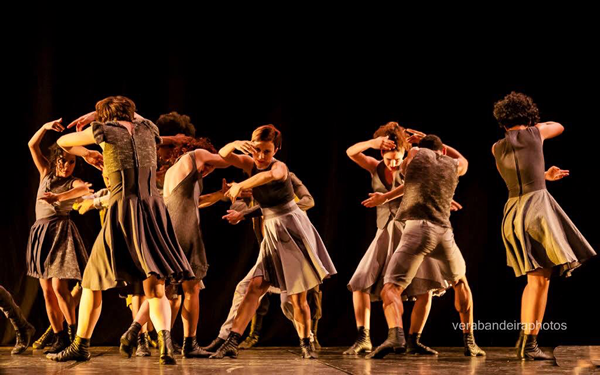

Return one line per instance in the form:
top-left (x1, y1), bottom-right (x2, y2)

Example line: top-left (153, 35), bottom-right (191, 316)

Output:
top-left (372, 161), bottom-right (404, 229)
top-left (251, 160), bottom-right (295, 208)
top-left (397, 148), bottom-right (458, 228)
top-left (35, 174), bottom-right (79, 220)
top-left (493, 126), bottom-right (546, 198)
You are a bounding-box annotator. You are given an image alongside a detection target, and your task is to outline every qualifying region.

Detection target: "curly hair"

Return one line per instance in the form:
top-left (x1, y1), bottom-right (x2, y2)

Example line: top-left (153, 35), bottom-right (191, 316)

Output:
top-left (493, 92), bottom-right (540, 128)
top-left (47, 144), bottom-right (78, 177)
top-left (373, 121), bottom-right (410, 152)
top-left (158, 136), bottom-right (217, 170)
top-left (156, 112), bottom-right (196, 137)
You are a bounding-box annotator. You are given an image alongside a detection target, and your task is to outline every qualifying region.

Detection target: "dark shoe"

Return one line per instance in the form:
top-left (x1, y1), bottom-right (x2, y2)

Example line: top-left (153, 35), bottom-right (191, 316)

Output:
top-left (239, 334), bottom-right (259, 350)
top-left (343, 326), bottom-right (372, 355)
top-left (136, 333), bottom-right (151, 357)
top-left (406, 333), bottom-right (438, 355)
top-left (300, 338), bottom-right (318, 359)
top-left (67, 324), bottom-right (77, 343)
top-left (311, 320), bottom-right (321, 350)
top-left (158, 330), bottom-right (176, 365)
top-left (119, 322), bottom-right (141, 358)
top-left (209, 332), bottom-right (241, 359)
top-left (366, 327), bottom-right (406, 359)
top-left (48, 336), bottom-right (91, 362)
top-left (182, 337), bottom-right (211, 358)
top-left (147, 329), bottom-right (159, 348)
top-left (11, 322), bottom-right (35, 355)
top-left (172, 340), bottom-right (182, 354)
top-left (515, 329), bottom-right (524, 348)
top-left (463, 332), bottom-right (486, 357)
top-left (202, 337), bottom-right (225, 352)
top-left (33, 326), bottom-right (54, 349)
top-left (44, 330), bottom-right (70, 354)
top-left (517, 334), bottom-right (553, 361)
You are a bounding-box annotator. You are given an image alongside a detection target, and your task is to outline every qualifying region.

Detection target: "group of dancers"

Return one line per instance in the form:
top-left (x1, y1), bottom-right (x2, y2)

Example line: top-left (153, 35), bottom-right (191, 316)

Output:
top-left (0, 92), bottom-right (595, 365)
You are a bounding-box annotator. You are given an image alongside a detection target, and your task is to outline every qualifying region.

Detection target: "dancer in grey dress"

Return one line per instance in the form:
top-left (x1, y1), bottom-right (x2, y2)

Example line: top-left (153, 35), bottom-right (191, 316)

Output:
top-left (345, 122), bottom-right (452, 356)
top-left (27, 119), bottom-right (92, 355)
top-left (492, 92), bottom-right (596, 360)
top-left (211, 124), bottom-right (336, 360)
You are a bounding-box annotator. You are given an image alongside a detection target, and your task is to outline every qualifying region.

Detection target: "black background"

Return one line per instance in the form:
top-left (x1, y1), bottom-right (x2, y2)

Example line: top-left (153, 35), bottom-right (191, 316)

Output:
top-left (2, 24), bottom-right (598, 348)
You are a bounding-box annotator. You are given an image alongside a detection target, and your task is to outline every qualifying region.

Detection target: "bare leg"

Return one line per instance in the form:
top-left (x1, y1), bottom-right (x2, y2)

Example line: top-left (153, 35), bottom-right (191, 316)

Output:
top-left (230, 277), bottom-right (271, 335)
top-left (131, 295), bottom-right (147, 333)
top-left (521, 268), bottom-right (552, 335)
top-left (39, 279), bottom-right (64, 333)
top-left (409, 292), bottom-right (432, 334)
top-left (181, 280), bottom-right (201, 337)
top-left (166, 285), bottom-right (181, 329)
top-left (76, 288), bottom-right (102, 339)
top-left (381, 283), bottom-right (404, 329)
top-left (352, 291), bottom-right (371, 329)
top-left (290, 292), bottom-right (311, 339)
top-left (143, 276), bottom-right (170, 332)
top-left (453, 277), bottom-right (473, 333)
top-left (52, 279), bottom-right (77, 326)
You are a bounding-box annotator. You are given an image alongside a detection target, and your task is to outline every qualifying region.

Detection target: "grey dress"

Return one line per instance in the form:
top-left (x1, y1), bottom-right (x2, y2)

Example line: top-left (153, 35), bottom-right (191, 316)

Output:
top-left (81, 119), bottom-right (194, 291)
top-left (348, 162), bottom-right (451, 301)
top-left (26, 174), bottom-right (89, 280)
top-left (493, 126), bottom-right (596, 277)
top-left (164, 152), bottom-right (208, 286)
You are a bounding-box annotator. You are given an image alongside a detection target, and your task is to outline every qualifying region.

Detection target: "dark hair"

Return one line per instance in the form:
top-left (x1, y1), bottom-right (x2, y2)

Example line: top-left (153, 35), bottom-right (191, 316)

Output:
top-left (252, 124), bottom-right (282, 149)
top-left (95, 96), bottom-right (136, 123)
top-left (156, 112), bottom-right (196, 137)
top-left (493, 92), bottom-right (540, 128)
top-left (373, 121), bottom-right (410, 152)
top-left (159, 136), bottom-right (217, 169)
top-left (419, 134), bottom-right (444, 151)
top-left (47, 144), bottom-right (77, 177)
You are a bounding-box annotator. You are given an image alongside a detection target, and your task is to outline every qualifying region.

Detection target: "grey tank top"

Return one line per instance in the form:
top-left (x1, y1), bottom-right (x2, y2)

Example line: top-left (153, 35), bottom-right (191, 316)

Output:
top-left (493, 126), bottom-right (546, 198)
top-left (397, 148), bottom-right (458, 228)
top-left (251, 160), bottom-right (295, 208)
top-left (165, 153), bottom-right (203, 218)
top-left (372, 161), bottom-right (404, 229)
top-left (35, 174), bottom-right (79, 220)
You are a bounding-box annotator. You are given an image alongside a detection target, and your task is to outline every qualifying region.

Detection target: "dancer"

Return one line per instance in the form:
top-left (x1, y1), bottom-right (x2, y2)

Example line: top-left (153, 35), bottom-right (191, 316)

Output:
top-left (368, 134), bottom-right (485, 359)
top-left (345, 123), bottom-right (451, 356)
top-left (27, 119), bottom-right (92, 354)
top-left (50, 96), bottom-right (194, 365)
top-left (204, 172), bottom-right (322, 352)
top-left (0, 285), bottom-right (35, 354)
top-left (210, 124), bottom-right (336, 359)
top-left (492, 92), bottom-right (596, 360)
top-left (119, 135), bottom-right (229, 358)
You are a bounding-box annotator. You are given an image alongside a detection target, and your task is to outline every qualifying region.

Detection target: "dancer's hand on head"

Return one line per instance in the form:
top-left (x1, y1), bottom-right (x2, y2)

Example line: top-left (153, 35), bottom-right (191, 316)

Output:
top-left (370, 136), bottom-right (396, 150)
top-left (406, 128), bottom-right (426, 144)
top-left (362, 192), bottom-right (387, 207)
top-left (68, 111), bottom-right (96, 132)
top-left (84, 150), bottom-right (104, 171)
top-left (222, 210), bottom-right (245, 225)
top-left (43, 118), bottom-right (65, 132)
top-left (450, 199), bottom-right (463, 211)
top-left (224, 182), bottom-right (242, 202)
top-left (545, 166), bottom-right (570, 181)
top-left (39, 192), bottom-right (59, 204)
top-left (233, 140), bottom-right (256, 155)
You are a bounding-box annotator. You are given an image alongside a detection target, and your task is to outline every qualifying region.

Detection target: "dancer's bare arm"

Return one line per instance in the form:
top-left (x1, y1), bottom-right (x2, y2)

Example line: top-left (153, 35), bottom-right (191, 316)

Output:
top-left (290, 173), bottom-right (315, 211)
top-left (28, 119), bottom-right (65, 176)
top-left (346, 137), bottom-right (395, 174)
top-left (57, 127), bottom-right (104, 171)
top-left (219, 141), bottom-right (255, 175)
top-left (224, 161), bottom-right (288, 202)
top-left (536, 121), bottom-right (564, 141)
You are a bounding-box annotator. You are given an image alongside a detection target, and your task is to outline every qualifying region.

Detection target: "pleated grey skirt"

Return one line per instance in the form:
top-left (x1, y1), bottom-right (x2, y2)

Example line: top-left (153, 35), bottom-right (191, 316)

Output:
top-left (348, 219), bottom-right (451, 301)
top-left (252, 200), bottom-right (337, 295)
top-left (502, 189), bottom-right (596, 277)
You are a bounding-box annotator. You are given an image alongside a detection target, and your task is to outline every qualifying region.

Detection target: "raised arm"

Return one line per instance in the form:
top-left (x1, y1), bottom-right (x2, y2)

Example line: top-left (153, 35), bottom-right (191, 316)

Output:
top-left (535, 121), bottom-right (564, 141)
top-left (346, 137), bottom-right (394, 174)
top-left (193, 149), bottom-right (230, 171)
top-left (444, 145), bottom-right (468, 176)
top-left (289, 173), bottom-right (315, 211)
top-left (225, 161), bottom-right (288, 202)
top-left (28, 119), bottom-right (65, 176)
top-left (57, 127), bottom-right (104, 171)
top-left (40, 180), bottom-right (93, 204)
top-left (218, 141), bottom-right (256, 175)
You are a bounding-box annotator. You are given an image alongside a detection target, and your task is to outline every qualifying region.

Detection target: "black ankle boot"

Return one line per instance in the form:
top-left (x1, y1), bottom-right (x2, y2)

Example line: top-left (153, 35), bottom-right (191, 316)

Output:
top-left (463, 332), bottom-right (486, 356)
top-left (203, 337), bottom-right (225, 352)
top-left (44, 330), bottom-right (70, 354)
top-left (136, 333), bottom-right (151, 357)
top-left (366, 327), bottom-right (406, 359)
top-left (12, 322), bottom-right (36, 355)
top-left (67, 324), bottom-right (76, 343)
top-left (515, 329), bottom-right (524, 348)
top-left (182, 336), bottom-right (211, 358)
top-left (33, 325), bottom-right (54, 349)
top-left (0, 287), bottom-right (36, 355)
top-left (406, 333), bottom-right (438, 355)
top-left (119, 321), bottom-right (141, 358)
top-left (300, 337), bottom-right (318, 359)
top-left (48, 336), bottom-right (91, 362)
top-left (158, 330), bottom-right (176, 365)
top-left (209, 332), bottom-right (241, 359)
top-left (343, 326), bottom-right (372, 355)
top-left (147, 329), bottom-right (158, 348)
top-left (517, 334), bottom-right (553, 360)
top-left (240, 314), bottom-right (262, 349)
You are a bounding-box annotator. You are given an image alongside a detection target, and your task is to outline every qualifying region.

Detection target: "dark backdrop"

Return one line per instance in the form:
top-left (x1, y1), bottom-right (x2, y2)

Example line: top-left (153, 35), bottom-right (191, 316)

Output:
top-left (2, 28), bottom-right (598, 348)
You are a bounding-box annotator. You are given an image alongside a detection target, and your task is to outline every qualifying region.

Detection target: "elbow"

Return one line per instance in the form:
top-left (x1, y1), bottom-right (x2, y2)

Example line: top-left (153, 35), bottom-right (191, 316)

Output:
top-left (270, 169), bottom-right (285, 181)
top-left (556, 123), bottom-right (565, 135)
top-left (305, 197), bottom-right (315, 209)
top-left (56, 137), bottom-right (68, 150)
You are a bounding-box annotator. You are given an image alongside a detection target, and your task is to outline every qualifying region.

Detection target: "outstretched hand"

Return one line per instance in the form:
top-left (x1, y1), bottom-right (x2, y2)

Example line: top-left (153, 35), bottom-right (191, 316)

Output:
top-left (84, 150), bottom-right (104, 171)
top-left (224, 182), bottom-right (242, 203)
top-left (406, 128), bottom-right (426, 144)
top-left (545, 166), bottom-right (569, 181)
top-left (222, 209), bottom-right (245, 225)
top-left (68, 111), bottom-right (96, 132)
top-left (43, 118), bottom-right (65, 132)
top-left (362, 192), bottom-right (387, 207)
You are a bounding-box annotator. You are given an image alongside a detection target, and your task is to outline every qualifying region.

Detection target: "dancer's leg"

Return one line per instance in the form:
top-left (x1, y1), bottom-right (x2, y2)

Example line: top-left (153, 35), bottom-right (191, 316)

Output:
top-left (39, 279), bottom-right (64, 333)
top-left (352, 291), bottom-right (371, 329)
top-left (521, 268), bottom-right (552, 335)
top-left (52, 279), bottom-right (77, 326)
top-left (409, 292), bottom-right (432, 334)
top-left (289, 292), bottom-right (311, 339)
top-left (181, 280), bottom-right (201, 337)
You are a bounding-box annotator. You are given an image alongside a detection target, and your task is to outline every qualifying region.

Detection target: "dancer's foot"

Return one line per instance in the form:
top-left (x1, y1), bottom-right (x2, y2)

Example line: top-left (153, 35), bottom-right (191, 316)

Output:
top-left (182, 337), bottom-right (211, 358)
top-left (300, 338), bottom-right (318, 359)
top-left (119, 322), bottom-right (141, 358)
top-left (136, 333), bottom-right (151, 357)
top-left (239, 334), bottom-right (259, 349)
top-left (11, 322), bottom-right (35, 355)
top-left (158, 330), bottom-right (176, 365)
top-left (209, 332), bottom-right (241, 359)
top-left (33, 325), bottom-right (54, 349)
top-left (43, 330), bottom-right (70, 354)
top-left (47, 336), bottom-right (91, 362)
top-left (202, 337), bottom-right (225, 352)
top-left (406, 333), bottom-right (438, 355)
top-left (147, 329), bottom-right (159, 348)
top-left (517, 334), bottom-right (553, 361)
top-left (343, 326), bottom-right (372, 355)
top-left (366, 327), bottom-right (406, 359)
top-left (463, 332), bottom-right (486, 357)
